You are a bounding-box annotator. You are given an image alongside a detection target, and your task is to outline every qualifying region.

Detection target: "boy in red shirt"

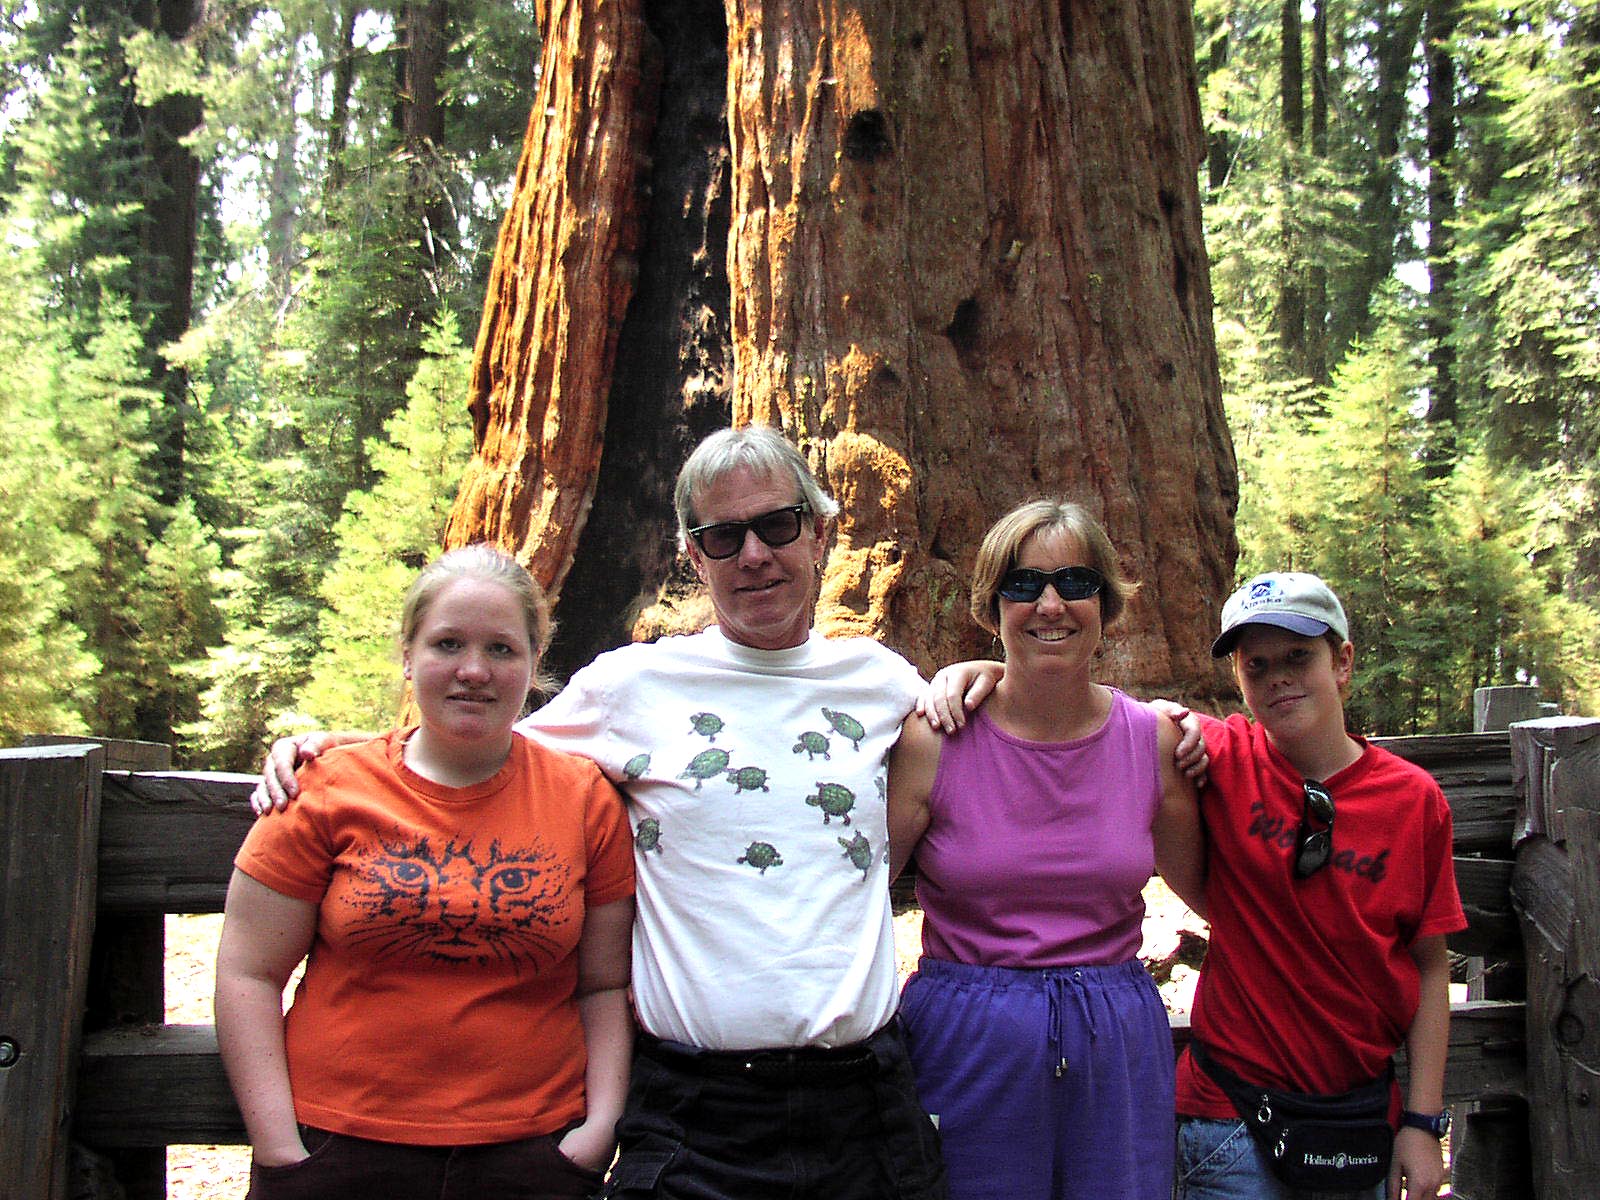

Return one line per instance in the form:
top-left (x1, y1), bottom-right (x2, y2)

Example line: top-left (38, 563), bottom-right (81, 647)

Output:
top-left (1174, 573), bottom-right (1464, 1200)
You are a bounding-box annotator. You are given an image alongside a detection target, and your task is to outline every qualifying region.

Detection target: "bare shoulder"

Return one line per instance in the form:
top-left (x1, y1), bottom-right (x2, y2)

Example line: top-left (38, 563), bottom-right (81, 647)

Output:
top-left (895, 708), bottom-right (948, 759)
top-left (1154, 711), bottom-right (1182, 751)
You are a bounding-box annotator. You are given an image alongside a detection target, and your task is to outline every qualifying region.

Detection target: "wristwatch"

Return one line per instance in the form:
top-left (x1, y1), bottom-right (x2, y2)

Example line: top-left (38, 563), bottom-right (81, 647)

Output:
top-left (1400, 1109), bottom-right (1451, 1137)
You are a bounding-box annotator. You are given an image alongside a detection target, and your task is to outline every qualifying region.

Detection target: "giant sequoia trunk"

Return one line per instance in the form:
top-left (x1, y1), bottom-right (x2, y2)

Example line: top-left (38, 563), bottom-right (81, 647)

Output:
top-left (447, 0), bottom-right (1238, 701)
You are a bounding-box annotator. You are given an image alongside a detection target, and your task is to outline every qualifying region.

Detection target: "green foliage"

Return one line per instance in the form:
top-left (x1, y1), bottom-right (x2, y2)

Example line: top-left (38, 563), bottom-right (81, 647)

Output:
top-left (1213, 0), bottom-right (1600, 731)
top-left (297, 310), bottom-right (475, 730)
top-left (8, 26), bottom-right (145, 332)
top-left (0, 247), bottom-right (97, 742)
top-left (1452, 0), bottom-right (1600, 585)
top-left (1230, 305), bottom-right (1600, 732)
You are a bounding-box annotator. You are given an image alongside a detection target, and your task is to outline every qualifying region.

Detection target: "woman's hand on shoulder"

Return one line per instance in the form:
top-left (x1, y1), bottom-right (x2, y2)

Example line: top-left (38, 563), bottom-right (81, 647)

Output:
top-left (915, 660), bottom-right (1004, 733)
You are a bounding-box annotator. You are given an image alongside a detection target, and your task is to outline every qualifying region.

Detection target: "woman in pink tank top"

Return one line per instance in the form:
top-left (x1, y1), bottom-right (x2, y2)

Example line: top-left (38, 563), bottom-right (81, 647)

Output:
top-left (888, 500), bottom-right (1205, 1200)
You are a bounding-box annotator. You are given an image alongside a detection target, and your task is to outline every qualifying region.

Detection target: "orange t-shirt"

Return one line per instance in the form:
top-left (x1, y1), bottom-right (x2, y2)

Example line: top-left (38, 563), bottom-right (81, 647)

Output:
top-left (234, 730), bottom-right (634, 1145)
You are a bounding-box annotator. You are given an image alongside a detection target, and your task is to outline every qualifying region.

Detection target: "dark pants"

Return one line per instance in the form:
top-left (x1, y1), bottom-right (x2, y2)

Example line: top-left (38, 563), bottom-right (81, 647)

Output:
top-left (601, 1020), bottom-right (947, 1200)
top-left (246, 1126), bottom-right (604, 1200)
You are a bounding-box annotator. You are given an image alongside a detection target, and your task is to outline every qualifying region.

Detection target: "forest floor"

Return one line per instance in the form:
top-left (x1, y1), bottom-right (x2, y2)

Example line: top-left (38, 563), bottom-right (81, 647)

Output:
top-left (162, 885), bottom-right (1209, 1198)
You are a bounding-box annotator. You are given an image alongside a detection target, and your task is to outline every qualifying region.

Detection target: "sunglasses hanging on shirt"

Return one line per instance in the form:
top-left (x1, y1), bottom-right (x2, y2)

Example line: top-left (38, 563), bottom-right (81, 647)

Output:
top-left (1292, 780), bottom-right (1335, 879)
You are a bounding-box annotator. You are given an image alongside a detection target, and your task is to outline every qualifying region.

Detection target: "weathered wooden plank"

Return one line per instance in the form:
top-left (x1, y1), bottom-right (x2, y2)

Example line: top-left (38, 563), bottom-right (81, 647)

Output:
top-left (1375, 731), bottom-right (1518, 853)
top-left (1373, 730), bottom-right (1513, 767)
top-left (1511, 718), bottom-right (1600, 1200)
top-left (75, 1026), bottom-right (245, 1147)
top-left (97, 772), bottom-right (259, 913)
top-left (1435, 783), bottom-right (1520, 855)
top-left (83, 911), bottom-right (170, 1200)
top-left (78, 999), bottom-right (1523, 1151)
top-left (0, 745), bottom-right (104, 1200)
top-left (22, 735), bottom-right (172, 772)
top-left (1451, 856), bottom-right (1520, 960)
top-left (1427, 999), bottom-right (1528, 1105)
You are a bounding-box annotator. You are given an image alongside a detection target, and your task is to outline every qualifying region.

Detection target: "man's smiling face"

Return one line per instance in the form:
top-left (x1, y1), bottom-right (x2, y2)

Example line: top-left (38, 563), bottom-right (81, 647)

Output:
top-left (686, 465), bottom-right (826, 651)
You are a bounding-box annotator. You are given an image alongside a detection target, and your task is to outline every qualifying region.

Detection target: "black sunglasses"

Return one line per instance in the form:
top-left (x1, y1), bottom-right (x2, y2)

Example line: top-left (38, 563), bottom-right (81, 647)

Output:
top-left (997, 566), bottom-right (1106, 604)
top-left (1292, 780), bottom-right (1336, 879)
top-left (688, 503), bottom-right (811, 560)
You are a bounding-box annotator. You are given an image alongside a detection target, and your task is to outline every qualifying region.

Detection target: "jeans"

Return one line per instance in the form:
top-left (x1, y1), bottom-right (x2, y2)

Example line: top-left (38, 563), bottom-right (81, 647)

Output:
top-left (1175, 1118), bottom-right (1386, 1200)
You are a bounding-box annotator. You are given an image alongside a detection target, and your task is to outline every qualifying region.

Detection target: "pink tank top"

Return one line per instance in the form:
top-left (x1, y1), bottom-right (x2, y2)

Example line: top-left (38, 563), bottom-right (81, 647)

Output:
top-left (914, 688), bottom-right (1161, 968)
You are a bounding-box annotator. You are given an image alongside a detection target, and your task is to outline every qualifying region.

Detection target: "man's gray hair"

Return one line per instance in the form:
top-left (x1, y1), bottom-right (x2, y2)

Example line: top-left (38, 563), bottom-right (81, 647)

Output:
top-left (674, 426), bottom-right (839, 549)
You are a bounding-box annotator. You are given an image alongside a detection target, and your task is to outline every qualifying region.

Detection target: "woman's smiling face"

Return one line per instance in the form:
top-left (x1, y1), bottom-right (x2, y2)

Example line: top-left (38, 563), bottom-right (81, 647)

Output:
top-left (997, 528), bottom-right (1103, 674)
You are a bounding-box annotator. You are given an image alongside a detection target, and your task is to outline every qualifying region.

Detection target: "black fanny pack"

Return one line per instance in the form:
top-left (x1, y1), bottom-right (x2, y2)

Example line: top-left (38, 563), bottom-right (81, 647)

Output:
top-left (1191, 1041), bottom-right (1394, 1191)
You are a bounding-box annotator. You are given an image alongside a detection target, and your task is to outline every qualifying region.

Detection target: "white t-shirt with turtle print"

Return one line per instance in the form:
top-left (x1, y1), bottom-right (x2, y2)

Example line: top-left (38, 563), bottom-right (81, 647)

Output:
top-left (520, 625), bottom-right (924, 1051)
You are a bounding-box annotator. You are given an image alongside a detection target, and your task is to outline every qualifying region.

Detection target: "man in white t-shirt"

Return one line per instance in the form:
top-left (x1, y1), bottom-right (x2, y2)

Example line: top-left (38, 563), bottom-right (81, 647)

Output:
top-left (257, 427), bottom-right (948, 1199)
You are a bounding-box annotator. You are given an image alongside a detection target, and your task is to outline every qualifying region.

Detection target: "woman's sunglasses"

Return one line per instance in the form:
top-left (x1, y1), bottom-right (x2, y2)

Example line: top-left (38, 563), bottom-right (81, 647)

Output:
top-left (688, 503), bottom-right (811, 560)
top-left (1292, 780), bottom-right (1336, 879)
top-left (997, 566), bottom-right (1106, 603)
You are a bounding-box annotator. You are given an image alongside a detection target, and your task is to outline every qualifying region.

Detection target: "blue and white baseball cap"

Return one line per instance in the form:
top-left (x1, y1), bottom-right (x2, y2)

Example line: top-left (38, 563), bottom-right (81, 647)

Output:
top-left (1211, 572), bottom-right (1349, 657)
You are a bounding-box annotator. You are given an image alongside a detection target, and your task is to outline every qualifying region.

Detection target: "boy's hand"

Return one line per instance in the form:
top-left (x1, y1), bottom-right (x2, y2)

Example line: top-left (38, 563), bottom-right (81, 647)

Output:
top-left (1389, 1125), bottom-right (1446, 1198)
top-left (1148, 698), bottom-right (1210, 785)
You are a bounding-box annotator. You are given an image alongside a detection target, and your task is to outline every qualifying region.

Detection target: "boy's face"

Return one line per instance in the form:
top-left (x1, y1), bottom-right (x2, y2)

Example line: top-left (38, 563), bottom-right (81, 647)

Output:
top-left (1232, 625), bottom-right (1353, 749)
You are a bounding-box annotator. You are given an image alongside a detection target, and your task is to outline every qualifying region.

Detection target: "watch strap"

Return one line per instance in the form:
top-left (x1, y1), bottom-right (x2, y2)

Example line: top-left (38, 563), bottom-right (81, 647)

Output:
top-left (1400, 1109), bottom-right (1450, 1137)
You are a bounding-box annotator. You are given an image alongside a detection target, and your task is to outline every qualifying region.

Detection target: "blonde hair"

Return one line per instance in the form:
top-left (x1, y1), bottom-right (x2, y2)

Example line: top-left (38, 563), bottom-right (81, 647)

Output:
top-left (969, 499), bottom-right (1137, 634)
top-left (401, 544), bottom-right (557, 696)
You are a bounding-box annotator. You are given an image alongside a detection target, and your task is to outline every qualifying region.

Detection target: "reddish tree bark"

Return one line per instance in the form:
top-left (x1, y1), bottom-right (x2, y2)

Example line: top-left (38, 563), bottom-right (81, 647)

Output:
top-left (448, 0), bottom-right (1237, 701)
top-left (444, 0), bottom-right (657, 605)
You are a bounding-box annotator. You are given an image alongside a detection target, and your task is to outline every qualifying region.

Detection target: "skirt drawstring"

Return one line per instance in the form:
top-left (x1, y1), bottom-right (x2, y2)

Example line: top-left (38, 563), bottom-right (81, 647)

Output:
top-left (1047, 970), bottom-right (1095, 1077)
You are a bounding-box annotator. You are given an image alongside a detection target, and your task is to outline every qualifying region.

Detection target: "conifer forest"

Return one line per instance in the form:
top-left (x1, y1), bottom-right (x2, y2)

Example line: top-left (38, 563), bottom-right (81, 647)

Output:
top-left (2, 0), bottom-right (1597, 765)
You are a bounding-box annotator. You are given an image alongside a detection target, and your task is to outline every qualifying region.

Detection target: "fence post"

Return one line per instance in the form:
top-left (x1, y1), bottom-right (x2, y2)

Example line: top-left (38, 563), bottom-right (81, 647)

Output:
top-left (1475, 686), bottom-right (1541, 737)
top-left (1510, 717), bottom-right (1600, 1200)
top-left (0, 743), bottom-right (105, 1200)
top-left (46, 738), bottom-right (177, 1200)
top-left (1450, 689), bottom-right (1536, 1200)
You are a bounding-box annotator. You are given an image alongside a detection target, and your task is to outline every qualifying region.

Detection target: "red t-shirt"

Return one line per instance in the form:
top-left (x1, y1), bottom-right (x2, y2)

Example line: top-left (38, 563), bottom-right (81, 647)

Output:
top-left (1175, 715), bottom-right (1466, 1117)
top-left (235, 730), bottom-right (634, 1144)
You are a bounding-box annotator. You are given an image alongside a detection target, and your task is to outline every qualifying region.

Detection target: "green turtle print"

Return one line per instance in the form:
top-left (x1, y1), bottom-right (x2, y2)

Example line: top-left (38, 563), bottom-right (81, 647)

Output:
top-left (688, 712), bottom-right (725, 742)
top-left (820, 707), bottom-right (865, 751)
top-left (737, 841), bottom-right (783, 875)
top-left (622, 752), bottom-right (651, 781)
top-left (805, 781), bottom-right (856, 825)
top-left (725, 765), bottom-right (770, 793)
top-left (792, 730), bottom-right (831, 760)
top-left (634, 817), bottom-right (664, 854)
top-left (678, 747), bottom-right (731, 789)
top-left (838, 832), bottom-right (872, 879)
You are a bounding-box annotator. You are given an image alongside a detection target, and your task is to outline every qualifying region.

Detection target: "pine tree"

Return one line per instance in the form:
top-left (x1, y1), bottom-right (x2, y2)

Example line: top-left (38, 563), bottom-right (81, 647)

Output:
top-left (295, 310), bottom-right (474, 730)
top-left (0, 245), bottom-right (98, 741)
top-left (1453, 0), bottom-right (1600, 598)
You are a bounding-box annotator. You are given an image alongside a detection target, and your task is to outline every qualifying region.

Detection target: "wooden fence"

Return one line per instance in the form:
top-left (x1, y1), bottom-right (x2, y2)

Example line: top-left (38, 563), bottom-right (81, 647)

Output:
top-left (2, 709), bottom-right (1596, 1199)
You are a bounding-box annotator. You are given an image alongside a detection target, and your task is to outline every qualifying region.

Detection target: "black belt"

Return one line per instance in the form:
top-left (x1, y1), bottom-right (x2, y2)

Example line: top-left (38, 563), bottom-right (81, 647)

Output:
top-left (637, 1032), bottom-right (880, 1083)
